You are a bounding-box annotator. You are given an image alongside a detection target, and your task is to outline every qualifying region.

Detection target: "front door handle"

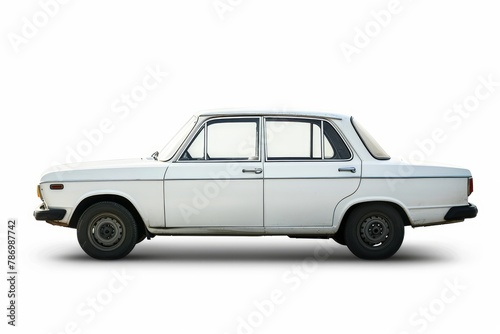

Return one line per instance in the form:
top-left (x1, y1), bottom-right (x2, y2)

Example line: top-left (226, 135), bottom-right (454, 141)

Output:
top-left (242, 168), bottom-right (263, 174)
top-left (338, 167), bottom-right (356, 173)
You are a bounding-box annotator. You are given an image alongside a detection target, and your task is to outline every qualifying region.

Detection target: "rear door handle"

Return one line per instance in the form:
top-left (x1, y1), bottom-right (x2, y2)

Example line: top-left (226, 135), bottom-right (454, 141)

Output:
top-left (338, 167), bottom-right (356, 173)
top-left (242, 168), bottom-right (263, 174)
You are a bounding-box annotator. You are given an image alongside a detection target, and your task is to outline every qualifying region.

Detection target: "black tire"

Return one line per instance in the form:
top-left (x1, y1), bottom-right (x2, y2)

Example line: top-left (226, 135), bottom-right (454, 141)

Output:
top-left (77, 202), bottom-right (138, 260)
top-left (345, 204), bottom-right (404, 260)
top-left (135, 234), bottom-right (146, 244)
top-left (331, 232), bottom-right (346, 245)
top-left (136, 221), bottom-right (146, 244)
top-left (136, 233), bottom-right (146, 244)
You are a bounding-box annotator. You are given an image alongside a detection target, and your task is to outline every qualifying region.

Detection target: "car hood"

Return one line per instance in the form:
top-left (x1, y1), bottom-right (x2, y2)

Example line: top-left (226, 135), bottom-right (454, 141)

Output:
top-left (40, 158), bottom-right (170, 183)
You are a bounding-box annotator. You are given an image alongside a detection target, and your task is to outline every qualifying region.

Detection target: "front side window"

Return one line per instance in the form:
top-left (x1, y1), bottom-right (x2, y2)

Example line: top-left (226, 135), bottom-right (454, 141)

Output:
top-left (180, 118), bottom-right (260, 161)
top-left (266, 118), bottom-right (351, 160)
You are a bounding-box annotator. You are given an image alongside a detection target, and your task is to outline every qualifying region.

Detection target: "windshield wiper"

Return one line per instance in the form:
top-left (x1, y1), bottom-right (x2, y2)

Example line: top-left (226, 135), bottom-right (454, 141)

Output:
top-left (151, 151), bottom-right (159, 160)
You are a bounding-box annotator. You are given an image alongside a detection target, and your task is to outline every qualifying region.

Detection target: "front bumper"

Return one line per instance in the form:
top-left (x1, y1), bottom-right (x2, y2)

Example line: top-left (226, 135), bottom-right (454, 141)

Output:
top-left (444, 203), bottom-right (478, 221)
top-left (33, 204), bottom-right (67, 221)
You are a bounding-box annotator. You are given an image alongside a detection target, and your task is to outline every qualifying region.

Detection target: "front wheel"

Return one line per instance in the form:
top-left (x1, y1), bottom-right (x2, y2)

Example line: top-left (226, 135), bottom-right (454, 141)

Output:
top-left (345, 204), bottom-right (404, 260)
top-left (77, 202), bottom-right (138, 260)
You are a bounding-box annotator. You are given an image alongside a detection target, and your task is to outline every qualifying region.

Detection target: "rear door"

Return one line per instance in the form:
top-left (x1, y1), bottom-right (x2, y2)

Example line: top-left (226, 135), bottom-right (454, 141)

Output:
top-left (263, 117), bottom-right (361, 227)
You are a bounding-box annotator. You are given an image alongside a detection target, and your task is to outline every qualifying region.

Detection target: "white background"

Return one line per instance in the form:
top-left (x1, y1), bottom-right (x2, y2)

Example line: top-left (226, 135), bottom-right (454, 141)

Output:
top-left (0, 1), bottom-right (498, 333)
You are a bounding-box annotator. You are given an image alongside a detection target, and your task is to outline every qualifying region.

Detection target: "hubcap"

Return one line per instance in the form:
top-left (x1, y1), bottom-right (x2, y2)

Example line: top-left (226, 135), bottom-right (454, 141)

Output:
top-left (90, 215), bottom-right (124, 249)
top-left (360, 215), bottom-right (390, 247)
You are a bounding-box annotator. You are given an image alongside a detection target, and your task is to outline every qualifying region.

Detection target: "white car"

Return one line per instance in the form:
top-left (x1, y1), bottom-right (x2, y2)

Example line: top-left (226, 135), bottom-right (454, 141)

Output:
top-left (34, 110), bottom-right (477, 260)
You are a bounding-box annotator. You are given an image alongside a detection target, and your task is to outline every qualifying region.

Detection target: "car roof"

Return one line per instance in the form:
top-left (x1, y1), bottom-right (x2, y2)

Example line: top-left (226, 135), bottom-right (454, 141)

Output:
top-left (196, 109), bottom-right (347, 120)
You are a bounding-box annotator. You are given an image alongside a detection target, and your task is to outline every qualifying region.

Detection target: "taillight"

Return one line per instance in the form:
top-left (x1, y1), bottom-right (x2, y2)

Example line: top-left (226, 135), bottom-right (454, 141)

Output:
top-left (467, 177), bottom-right (473, 196)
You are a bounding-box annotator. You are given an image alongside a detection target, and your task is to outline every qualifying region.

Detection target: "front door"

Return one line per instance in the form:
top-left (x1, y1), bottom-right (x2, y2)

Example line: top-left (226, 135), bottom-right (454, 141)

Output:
top-left (164, 117), bottom-right (264, 227)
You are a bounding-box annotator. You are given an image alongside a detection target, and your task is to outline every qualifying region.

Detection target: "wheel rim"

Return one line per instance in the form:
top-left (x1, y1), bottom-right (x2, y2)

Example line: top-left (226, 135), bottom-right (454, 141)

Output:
top-left (359, 215), bottom-right (391, 248)
top-left (88, 213), bottom-right (125, 251)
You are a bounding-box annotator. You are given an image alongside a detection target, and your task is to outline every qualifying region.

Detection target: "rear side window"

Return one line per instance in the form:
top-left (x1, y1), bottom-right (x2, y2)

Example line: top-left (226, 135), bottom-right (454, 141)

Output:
top-left (265, 118), bottom-right (351, 160)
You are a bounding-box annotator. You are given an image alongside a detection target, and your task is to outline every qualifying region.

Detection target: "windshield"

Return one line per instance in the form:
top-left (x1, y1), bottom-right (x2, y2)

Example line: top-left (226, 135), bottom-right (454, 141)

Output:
top-left (158, 115), bottom-right (198, 161)
top-left (351, 117), bottom-right (390, 160)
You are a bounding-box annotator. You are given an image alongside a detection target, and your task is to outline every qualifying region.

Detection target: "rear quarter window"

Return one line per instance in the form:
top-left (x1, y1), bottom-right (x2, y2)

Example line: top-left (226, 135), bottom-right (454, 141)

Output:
top-left (351, 117), bottom-right (391, 160)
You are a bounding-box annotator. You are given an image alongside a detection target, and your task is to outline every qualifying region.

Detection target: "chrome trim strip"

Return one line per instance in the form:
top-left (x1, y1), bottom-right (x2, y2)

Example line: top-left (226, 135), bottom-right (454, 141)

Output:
top-left (42, 175), bottom-right (467, 184)
top-left (263, 176), bottom-right (360, 180)
top-left (165, 178), bottom-right (263, 181)
top-left (41, 175), bottom-right (467, 184)
top-left (362, 176), bottom-right (468, 179)
top-left (40, 179), bottom-right (163, 184)
top-left (406, 204), bottom-right (454, 210)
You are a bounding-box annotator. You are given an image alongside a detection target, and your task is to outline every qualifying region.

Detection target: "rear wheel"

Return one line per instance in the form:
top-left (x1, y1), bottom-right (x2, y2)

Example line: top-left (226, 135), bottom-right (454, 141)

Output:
top-left (345, 204), bottom-right (404, 260)
top-left (77, 202), bottom-right (137, 260)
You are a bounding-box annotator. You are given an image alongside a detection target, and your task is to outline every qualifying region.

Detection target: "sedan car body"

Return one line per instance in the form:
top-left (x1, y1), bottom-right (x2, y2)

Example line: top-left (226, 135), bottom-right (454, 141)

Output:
top-left (34, 110), bottom-right (477, 259)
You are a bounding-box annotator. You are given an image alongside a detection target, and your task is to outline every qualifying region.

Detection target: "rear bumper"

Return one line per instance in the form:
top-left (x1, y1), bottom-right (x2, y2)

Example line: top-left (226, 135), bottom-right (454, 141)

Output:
top-left (33, 204), bottom-right (67, 221)
top-left (444, 203), bottom-right (478, 221)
